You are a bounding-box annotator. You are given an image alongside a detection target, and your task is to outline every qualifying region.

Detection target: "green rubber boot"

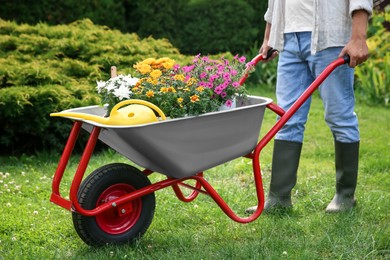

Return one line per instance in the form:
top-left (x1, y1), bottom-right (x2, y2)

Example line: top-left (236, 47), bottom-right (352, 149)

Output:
top-left (245, 140), bottom-right (302, 214)
top-left (326, 141), bottom-right (359, 213)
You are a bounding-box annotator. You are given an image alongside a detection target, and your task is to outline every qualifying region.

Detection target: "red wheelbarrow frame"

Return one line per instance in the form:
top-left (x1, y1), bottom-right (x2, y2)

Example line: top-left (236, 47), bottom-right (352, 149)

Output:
top-left (50, 55), bottom-right (349, 223)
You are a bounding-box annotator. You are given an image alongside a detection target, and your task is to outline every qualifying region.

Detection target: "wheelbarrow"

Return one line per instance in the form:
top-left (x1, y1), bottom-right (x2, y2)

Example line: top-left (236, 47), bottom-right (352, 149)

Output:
top-left (50, 53), bottom-right (350, 246)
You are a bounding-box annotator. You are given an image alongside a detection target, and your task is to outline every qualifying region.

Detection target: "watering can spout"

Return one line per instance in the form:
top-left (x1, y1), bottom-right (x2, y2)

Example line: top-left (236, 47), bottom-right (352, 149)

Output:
top-left (50, 100), bottom-right (166, 126)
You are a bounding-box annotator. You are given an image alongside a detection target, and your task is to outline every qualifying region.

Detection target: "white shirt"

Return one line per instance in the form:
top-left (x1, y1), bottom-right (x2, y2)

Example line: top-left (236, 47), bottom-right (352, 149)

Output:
top-left (284, 0), bottom-right (314, 33)
top-left (264, 0), bottom-right (373, 54)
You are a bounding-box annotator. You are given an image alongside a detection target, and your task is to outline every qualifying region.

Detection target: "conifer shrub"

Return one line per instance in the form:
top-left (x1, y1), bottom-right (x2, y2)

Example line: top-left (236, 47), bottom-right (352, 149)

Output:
top-left (0, 19), bottom-right (187, 154)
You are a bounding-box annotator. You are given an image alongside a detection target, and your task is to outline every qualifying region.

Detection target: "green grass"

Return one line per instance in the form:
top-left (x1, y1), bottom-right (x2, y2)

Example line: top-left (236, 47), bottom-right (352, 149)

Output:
top-left (0, 89), bottom-right (389, 259)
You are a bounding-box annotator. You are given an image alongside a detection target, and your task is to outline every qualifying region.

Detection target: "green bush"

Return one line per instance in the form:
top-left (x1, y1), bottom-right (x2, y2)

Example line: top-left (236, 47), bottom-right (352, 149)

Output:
top-left (354, 10), bottom-right (390, 106)
top-left (0, 0), bottom-right (267, 55)
top-left (0, 0), bottom-right (127, 32)
top-left (0, 19), bottom-right (188, 154)
top-left (176, 0), bottom-right (258, 55)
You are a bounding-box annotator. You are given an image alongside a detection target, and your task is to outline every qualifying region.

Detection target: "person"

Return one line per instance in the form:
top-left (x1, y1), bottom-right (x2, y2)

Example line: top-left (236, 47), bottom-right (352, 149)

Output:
top-left (246, 0), bottom-right (373, 214)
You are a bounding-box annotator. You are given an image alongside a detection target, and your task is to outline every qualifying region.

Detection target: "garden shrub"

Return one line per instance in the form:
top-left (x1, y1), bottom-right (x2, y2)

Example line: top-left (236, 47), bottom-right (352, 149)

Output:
top-left (354, 10), bottom-right (390, 106)
top-left (0, 0), bottom-right (127, 32)
top-left (177, 0), bottom-right (258, 55)
top-left (0, 18), bottom-right (188, 154)
top-left (0, 0), bottom-right (269, 55)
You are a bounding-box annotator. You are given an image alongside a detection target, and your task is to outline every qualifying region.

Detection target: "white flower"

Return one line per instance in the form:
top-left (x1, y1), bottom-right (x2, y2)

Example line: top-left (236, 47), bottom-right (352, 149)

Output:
top-left (105, 81), bottom-right (116, 92)
top-left (113, 83), bottom-right (132, 100)
top-left (125, 75), bottom-right (139, 86)
top-left (96, 80), bottom-right (106, 93)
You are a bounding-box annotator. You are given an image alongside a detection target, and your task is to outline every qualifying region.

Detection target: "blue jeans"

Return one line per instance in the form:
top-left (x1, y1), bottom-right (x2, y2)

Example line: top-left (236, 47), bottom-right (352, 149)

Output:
top-left (275, 32), bottom-right (360, 143)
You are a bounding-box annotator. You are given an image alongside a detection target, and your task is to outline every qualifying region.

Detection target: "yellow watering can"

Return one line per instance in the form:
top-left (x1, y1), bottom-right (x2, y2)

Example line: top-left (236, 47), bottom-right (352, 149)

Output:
top-left (50, 99), bottom-right (166, 125)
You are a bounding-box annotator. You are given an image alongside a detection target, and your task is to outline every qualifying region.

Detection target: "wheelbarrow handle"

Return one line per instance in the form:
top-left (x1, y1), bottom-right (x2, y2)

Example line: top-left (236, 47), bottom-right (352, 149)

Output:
top-left (252, 48), bottom-right (277, 65)
top-left (343, 55), bottom-right (350, 65)
top-left (239, 48), bottom-right (277, 85)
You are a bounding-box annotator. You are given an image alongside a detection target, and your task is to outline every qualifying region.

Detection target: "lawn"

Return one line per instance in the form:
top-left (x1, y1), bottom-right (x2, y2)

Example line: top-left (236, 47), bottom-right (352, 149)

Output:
top-left (0, 89), bottom-right (389, 259)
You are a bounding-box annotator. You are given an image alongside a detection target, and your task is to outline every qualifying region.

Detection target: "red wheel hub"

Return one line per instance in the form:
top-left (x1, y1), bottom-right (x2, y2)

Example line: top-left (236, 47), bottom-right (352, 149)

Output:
top-left (95, 183), bottom-right (141, 235)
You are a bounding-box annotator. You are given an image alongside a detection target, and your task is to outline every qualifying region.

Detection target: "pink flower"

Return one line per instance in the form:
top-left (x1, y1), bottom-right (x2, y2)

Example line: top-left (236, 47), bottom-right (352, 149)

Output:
top-left (214, 87), bottom-right (223, 95)
top-left (182, 65), bottom-right (195, 73)
top-left (232, 82), bottom-right (240, 87)
top-left (246, 61), bottom-right (255, 68)
top-left (225, 99), bottom-right (233, 107)
top-left (173, 64), bottom-right (181, 71)
top-left (209, 74), bottom-right (218, 82)
top-left (200, 72), bottom-right (207, 79)
top-left (193, 53), bottom-right (201, 63)
top-left (238, 56), bottom-right (246, 63)
top-left (223, 72), bottom-right (231, 81)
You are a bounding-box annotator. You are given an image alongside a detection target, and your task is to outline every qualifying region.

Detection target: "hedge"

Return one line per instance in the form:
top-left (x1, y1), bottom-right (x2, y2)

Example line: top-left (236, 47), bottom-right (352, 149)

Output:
top-left (0, 19), bottom-right (188, 154)
top-left (0, 0), bottom-right (268, 55)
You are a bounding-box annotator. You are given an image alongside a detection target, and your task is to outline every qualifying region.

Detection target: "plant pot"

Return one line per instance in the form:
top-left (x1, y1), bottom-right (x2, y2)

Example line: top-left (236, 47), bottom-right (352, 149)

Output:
top-left (218, 97), bottom-right (237, 111)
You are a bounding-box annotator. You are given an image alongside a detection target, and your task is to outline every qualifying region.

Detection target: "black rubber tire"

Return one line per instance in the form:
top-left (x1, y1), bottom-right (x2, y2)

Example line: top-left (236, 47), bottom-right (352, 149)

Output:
top-left (72, 163), bottom-right (155, 246)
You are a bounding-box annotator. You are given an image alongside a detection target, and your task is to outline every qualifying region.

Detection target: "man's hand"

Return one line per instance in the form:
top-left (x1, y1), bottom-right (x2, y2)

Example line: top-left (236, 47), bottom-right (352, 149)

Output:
top-left (339, 9), bottom-right (369, 68)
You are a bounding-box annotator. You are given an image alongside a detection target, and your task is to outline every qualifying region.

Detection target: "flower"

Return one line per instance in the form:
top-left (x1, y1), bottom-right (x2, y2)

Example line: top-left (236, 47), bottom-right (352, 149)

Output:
top-left (96, 74), bottom-right (139, 112)
top-left (97, 55), bottom-right (253, 118)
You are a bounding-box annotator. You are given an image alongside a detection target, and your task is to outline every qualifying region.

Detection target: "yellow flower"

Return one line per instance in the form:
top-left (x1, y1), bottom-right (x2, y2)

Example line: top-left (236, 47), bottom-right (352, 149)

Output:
top-left (162, 60), bottom-right (175, 70)
top-left (134, 63), bottom-right (152, 74)
top-left (190, 95), bottom-right (200, 103)
top-left (150, 69), bottom-right (162, 79)
top-left (132, 86), bottom-right (140, 92)
top-left (186, 77), bottom-right (197, 86)
top-left (174, 74), bottom-right (185, 81)
top-left (160, 87), bottom-right (168, 93)
top-left (142, 58), bottom-right (156, 65)
top-left (196, 86), bottom-right (204, 92)
top-left (177, 97), bottom-right (184, 103)
top-left (146, 90), bottom-right (154, 98)
top-left (168, 87), bottom-right (176, 93)
top-left (146, 77), bottom-right (158, 85)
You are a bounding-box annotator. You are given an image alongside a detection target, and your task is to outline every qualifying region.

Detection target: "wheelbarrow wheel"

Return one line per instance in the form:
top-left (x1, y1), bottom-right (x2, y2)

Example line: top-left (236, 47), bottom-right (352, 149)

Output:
top-left (72, 163), bottom-right (155, 246)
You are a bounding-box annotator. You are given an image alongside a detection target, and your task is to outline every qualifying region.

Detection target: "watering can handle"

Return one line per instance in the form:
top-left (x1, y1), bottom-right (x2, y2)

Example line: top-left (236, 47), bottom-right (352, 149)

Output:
top-left (111, 100), bottom-right (167, 120)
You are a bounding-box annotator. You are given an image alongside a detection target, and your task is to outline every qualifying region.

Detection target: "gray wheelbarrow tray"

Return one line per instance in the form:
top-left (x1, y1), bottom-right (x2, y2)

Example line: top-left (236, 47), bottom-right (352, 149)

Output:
top-left (59, 95), bottom-right (272, 178)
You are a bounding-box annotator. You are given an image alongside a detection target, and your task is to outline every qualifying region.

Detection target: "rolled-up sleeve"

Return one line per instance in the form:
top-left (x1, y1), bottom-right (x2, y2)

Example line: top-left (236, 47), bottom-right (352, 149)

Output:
top-left (264, 0), bottom-right (274, 23)
top-left (349, 0), bottom-right (373, 17)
